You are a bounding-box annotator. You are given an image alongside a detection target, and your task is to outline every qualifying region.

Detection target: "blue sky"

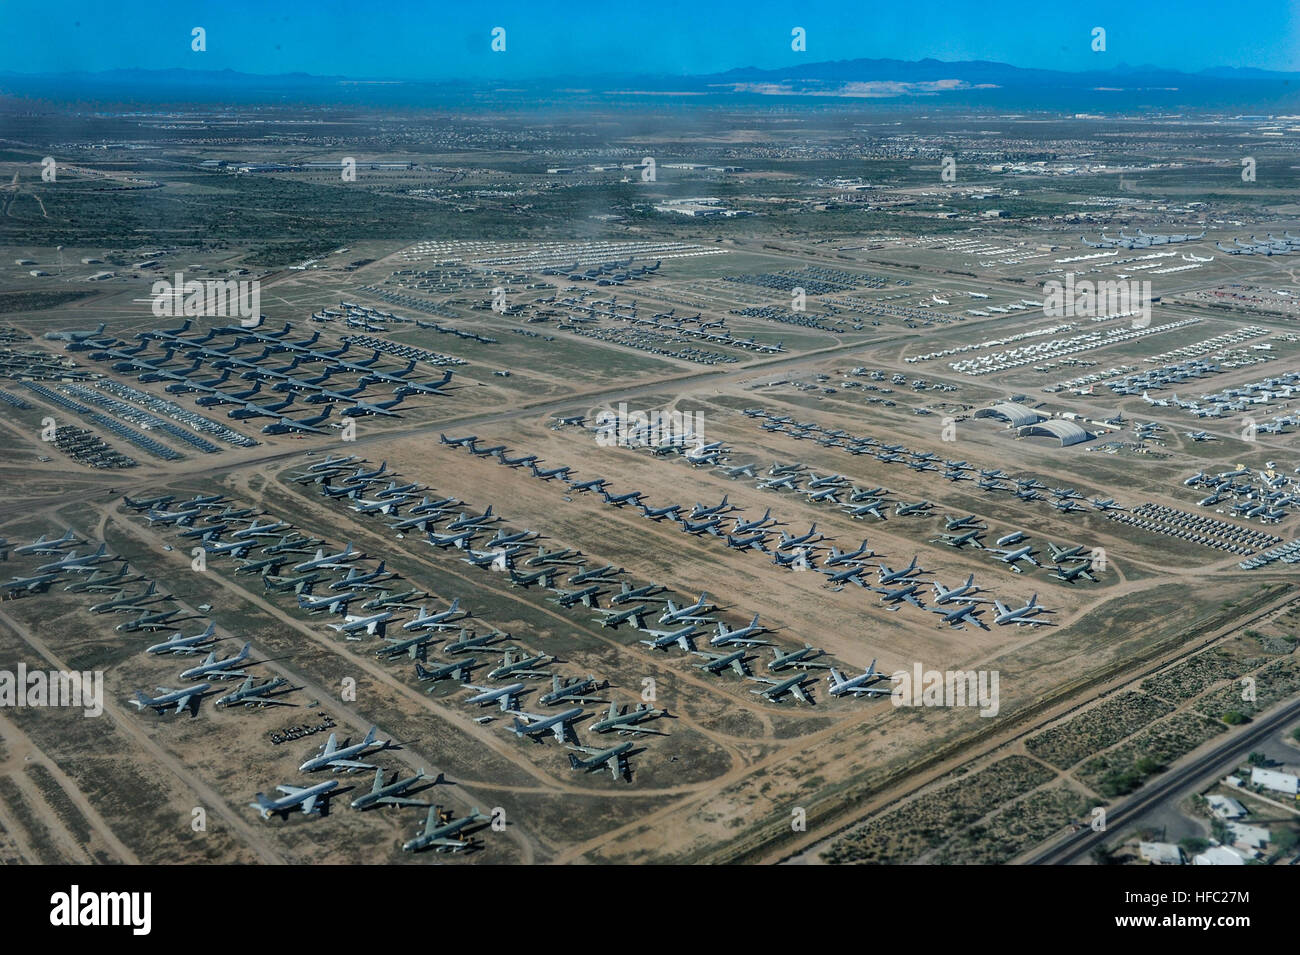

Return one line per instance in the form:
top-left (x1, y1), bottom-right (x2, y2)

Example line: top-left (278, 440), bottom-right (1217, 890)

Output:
top-left (3, 0), bottom-right (1296, 79)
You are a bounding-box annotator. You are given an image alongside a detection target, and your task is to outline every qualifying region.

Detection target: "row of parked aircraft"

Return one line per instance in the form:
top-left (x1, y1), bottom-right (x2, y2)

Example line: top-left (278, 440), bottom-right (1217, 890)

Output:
top-left (65, 319), bottom-right (452, 436)
top-left (4, 512), bottom-right (493, 852)
top-left (130, 481), bottom-right (684, 778)
top-left (1079, 229), bottom-right (1205, 250)
top-left (441, 433), bottom-right (1062, 635)
top-left (301, 451), bottom-right (894, 708)
top-left (1214, 233), bottom-right (1300, 255)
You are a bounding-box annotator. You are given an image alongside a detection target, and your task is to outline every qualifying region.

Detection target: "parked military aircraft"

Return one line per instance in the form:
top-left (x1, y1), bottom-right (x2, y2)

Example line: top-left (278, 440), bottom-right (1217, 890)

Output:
top-left (299, 726), bottom-right (389, 772)
top-left (128, 683), bottom-right (213, 715)
top-left (250, 780), bottom-right (339, 820)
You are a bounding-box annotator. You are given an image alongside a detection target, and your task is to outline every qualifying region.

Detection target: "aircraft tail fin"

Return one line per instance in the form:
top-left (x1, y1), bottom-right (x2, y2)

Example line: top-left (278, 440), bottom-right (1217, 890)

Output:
top-left (568, 754), bottom-right (583, 771)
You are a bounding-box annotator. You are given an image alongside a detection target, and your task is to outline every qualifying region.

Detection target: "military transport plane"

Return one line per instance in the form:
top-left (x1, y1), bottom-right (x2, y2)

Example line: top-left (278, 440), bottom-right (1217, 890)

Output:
top-left (215, 677), bottom-right (292, 707)
top-left (179, 643), bottom-right (251, 681)
top-left (402, 806), bottom-right (487, 853)
top-left (827, 662), bottom-right (892, 697)
top-left (768, 644), bottom-right (830, 671)
top-left (350, 769), bottom-right (437, 810)
top-left (510, 707), bottom-right (584, 743)
top-left (464, 682), bottom-right (527, 711)
top-left (299, 727), bottom-right (390, 772)
top-left (250, 780), bottom-right (339, 820)
top-left (567, 741), bottom-right (636, 780)
top-left (145, 623), bottom-right (219, 655)
top-left (589, 702), bottom-right (668, 735)
top-left (128, 683), bottom-right (213, 715)
top-left (748, 672), bottom-right (815, 704)
top-left (993, 594), bottom-right (1055, 627)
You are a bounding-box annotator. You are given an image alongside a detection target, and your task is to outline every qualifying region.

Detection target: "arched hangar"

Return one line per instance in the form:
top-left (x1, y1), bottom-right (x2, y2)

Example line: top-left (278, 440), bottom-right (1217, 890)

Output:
top-left (974, 403), bottom-right (1045, 427)
top-left (1017, 420), bottom-right (1094, 447)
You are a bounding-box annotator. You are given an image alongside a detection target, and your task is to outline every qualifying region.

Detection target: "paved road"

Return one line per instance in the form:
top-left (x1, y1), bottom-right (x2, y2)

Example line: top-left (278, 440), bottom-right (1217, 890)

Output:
top-left (1028, 696), bottom-right (1300, 864)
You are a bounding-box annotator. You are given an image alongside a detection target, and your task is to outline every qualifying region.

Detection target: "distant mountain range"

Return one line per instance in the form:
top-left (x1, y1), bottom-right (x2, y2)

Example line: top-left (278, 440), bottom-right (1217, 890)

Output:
top-left (4, 58), bottom-right (1300, 111)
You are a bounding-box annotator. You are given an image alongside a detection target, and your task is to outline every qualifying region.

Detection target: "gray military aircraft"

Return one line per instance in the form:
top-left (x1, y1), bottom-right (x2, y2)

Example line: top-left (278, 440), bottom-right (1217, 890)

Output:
top-left (930, 574), bottom-right (993, 605)
top-left (215, 676), bottom-right (292, 707)
top-left (250, 780), bottom-right (339, 820)
top-left (442, 629), bottom-right (507, 655)
top-left (929, 602), bottom-right (989, 631)
top-left (589, 701), bottom-right (668, 735)
top-left (658, 592), bottom-right (715, 626)
top-left (414, 658), bottom-right (477, 686)
top-left (1053, 562), bottom-right (1097, 584)
top-left (993, 594), bottom-right (1055, 626)
top-left (488, 650), bottom-right (553, 680)
top-left (988, 544), bottom-right (1041, 573)
top-left (299, 726), bottom-right (389, 772)
top-left (89, 581), bottom-right (167, 614)
top-left (710, 615), bottom-right (770, 647)
top-left (464, 682), bottom-right (527, 711)
top-left (37, 543), bottom-right (111, 574)
top-left (328, 610), bottom-right (395, 638)
top-left (375, 630), bottom-right (439, 661)
top-left (594, 604), bottom-right (650, 630)
top-left (292, 542), bottom-right (360, 574)
top-left (639, 623), bottom-right (700, 652)
top-left (362, 587), bottom-right (427, 611)
top-left (402, 806), bottom-right (487, 853)
top-left (128, 683), bottom-right (213, 715)
top-left (567, 741), bottom-right (636, 781)
top-left (932, 528), bottom-right (985, 550)
top-left (827, 661), bottom-right (891, 697)
top-left (693, 648), bottom-right (751, 676)
top-left (351, 768), bottom-right (438, 810)
top-left (748, 672), bottom-right (814, 704)
top-left (297, 591), bottom-right (356, 615)
top-left (145, 622), bottom-right (219, 655)
top-left (768, 645), bottom-right (830, 671)
top-left (179, 642), bottom-right (252, 680)
top-left (539, 675), bottom-right (607, 706)
top-left (11, 529), bottom-right (80, 556)
top-left (2, 572), bottom-right (59, 594)
top-left (64, 564), bottom-right (139, 593)
top-left (115, 608), bottom-right (184, 633)
top-left (510, 707), bottom-right (584, 743)
top-left (877, 557), bottom-right (923, 585)
top-left (868, 581), bottom-right (926, 609)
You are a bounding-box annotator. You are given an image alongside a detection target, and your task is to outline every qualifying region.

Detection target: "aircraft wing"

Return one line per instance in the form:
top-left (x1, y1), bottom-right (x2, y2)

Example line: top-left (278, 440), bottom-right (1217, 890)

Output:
top-left (326, 758), bottom-right (378, 770)
top-left (428, 837), bottom-right (472, 851)
top-left (792, 684), bottom-right (812, 705)
top-left (300, 792), bottom-right (323, 814)
top-left (616, 723), bottom-right (666, 736)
